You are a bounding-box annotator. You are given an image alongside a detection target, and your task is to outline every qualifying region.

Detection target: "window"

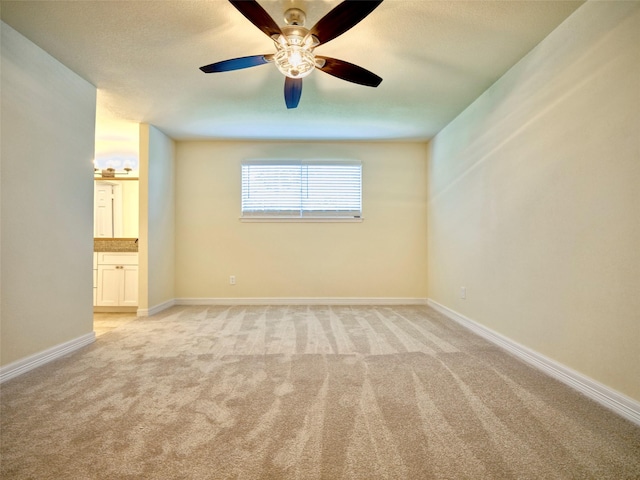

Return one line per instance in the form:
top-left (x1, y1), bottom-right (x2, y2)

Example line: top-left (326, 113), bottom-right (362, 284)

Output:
top-left (241, 160), bottom-right (362, 220)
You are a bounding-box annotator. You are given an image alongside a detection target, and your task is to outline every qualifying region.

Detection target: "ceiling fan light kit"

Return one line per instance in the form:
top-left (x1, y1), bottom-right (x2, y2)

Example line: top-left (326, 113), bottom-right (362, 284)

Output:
top-left (273, 46), bottom-right (316, 79)
top-left (200, 0), bottom-right (384, 109)
top-left (273, 21), bottom-right (318, 80)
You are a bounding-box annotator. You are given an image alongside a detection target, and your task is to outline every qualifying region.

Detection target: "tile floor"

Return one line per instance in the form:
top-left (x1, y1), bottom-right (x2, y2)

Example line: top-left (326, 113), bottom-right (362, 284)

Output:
top-left (93, 312), bottom-right (138, 336)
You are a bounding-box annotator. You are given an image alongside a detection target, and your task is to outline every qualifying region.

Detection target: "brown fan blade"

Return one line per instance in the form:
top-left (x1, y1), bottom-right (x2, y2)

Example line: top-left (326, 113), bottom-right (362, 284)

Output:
top-left (228, 0), bottom-right (282, 39)
top-left (316, 57), bottom-right (382, 87)
top-left (309, 0), bottom-right (383, 46)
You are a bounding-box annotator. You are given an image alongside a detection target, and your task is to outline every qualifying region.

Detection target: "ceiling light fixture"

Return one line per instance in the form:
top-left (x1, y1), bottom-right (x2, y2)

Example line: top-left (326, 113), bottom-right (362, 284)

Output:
top-left (200, 0), bottom-right (384, 109)
top-left (272, 9), bottom-right (320, 79)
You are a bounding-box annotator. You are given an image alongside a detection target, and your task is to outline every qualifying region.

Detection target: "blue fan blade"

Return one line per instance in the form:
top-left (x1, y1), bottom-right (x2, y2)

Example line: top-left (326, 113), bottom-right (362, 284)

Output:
top-left (200, 55), bottom-right (270, 73)
top-left (284, 77), bottom-right (303, 109)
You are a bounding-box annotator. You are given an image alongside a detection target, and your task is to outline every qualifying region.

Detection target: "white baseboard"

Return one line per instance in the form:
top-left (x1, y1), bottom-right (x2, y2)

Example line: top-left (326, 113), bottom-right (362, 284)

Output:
top-left (175, 297), bottom-right (428, 306)
top-left (427, 299), bottom-right (640, 426)
top-left (0, 332), bottom-right (96, 384)
top-left (137, 298), bottom-right (176, 317)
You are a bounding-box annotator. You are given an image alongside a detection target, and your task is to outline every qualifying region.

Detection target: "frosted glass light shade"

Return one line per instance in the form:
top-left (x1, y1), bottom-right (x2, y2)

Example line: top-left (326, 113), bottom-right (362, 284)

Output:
top-left (274, 45), bottom-right (316, 79)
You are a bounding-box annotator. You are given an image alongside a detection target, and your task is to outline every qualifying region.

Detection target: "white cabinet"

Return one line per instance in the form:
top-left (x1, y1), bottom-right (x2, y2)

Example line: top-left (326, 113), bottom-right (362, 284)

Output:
top-left (96, 252), bottom-right (138, 307)
top-left (94, 180), bottom-right (139, 238)
top-left (93, 253), bottom-right (98, 305)
top-left (94, 182), bottom-right (119, 238)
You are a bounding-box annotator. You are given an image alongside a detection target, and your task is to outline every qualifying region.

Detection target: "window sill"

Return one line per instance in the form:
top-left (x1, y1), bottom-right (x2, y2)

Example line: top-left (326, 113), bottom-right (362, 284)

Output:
top-left (240, 216), bottom-right (363, 223)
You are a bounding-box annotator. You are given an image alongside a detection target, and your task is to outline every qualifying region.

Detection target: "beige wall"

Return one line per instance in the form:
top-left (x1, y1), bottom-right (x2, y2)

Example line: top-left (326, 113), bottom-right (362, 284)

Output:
top-left (138, 124), bottom-right (175, 312)
top-left (175, 141), bottom-right (428, 300)
top-left (121, 180), bottom-right (139, 238)
top-left (1, 22), bottom-right (96, 365)
top-left (427, 2), bottom-right (640, 400)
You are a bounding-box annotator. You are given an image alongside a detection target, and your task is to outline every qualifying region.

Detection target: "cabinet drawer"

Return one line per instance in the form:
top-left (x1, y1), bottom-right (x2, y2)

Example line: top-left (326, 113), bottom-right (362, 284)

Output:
top-left (98, 252), bottom-right (138, 265)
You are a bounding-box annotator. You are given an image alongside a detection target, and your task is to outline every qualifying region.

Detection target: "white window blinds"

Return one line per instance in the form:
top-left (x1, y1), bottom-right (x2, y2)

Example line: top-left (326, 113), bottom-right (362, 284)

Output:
top-left (241, 160), bottom-right (362, 218)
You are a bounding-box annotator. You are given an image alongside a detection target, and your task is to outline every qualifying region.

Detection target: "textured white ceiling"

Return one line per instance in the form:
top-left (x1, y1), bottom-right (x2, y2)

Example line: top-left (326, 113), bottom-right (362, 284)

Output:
top-left (0, 0), bottom-right (583, 141)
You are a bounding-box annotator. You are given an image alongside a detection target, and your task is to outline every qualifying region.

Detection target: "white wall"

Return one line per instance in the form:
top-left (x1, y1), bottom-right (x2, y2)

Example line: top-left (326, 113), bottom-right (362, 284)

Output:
top-left (138, 124), bottom-right (175, 313)
top-left (94, 113), bottom-right (139, 172)
top-left (1, 22), bottom-right (96, 366)
top-left (427, 2), bottom-right (640, 401)
top-left (175, 141), bottom-right (428, 300)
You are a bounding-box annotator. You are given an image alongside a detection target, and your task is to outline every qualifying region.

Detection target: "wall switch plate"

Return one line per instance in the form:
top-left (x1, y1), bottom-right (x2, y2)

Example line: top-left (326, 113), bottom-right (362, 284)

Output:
top-left (229, 275), bottom-right (236, 285)
top-left (460, 287), bottom-right (466, 299)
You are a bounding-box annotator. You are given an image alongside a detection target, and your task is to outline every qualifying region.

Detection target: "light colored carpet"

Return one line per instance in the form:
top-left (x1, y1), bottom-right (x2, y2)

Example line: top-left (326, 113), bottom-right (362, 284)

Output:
top-left (1, 305), bottom-right (639, 479)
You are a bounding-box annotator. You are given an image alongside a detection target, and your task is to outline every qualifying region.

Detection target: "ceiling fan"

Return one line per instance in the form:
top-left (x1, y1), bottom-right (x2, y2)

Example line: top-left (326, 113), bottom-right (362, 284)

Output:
top-left (200, 0), bottom-right (384, 109)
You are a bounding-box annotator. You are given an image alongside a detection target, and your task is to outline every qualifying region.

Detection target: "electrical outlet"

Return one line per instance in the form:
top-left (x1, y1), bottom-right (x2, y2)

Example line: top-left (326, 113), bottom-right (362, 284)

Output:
top-left (229, 275), bottom-right (236, 285)
top-left (460, 287), bottom-right (466, 299)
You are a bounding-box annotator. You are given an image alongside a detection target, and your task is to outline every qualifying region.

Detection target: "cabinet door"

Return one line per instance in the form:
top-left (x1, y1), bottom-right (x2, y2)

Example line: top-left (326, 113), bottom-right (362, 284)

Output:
top-left (93, 253), bottom-right (98, 306)
top-left (97, 265), bottom-right (120, 306)
top-left (120, 265), bottom-right (138, 307)
top-left (94, 183), bottom-right (114, 238)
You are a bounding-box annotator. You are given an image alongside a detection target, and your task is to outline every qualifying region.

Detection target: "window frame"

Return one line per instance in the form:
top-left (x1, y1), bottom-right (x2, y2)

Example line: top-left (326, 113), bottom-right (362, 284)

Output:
top-left (240, 159), bottom-right (363, 223)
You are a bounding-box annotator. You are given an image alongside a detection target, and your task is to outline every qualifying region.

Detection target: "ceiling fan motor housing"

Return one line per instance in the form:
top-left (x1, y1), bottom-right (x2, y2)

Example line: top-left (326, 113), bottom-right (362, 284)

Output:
top-left (284, 8), bottom-right (306, 26)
